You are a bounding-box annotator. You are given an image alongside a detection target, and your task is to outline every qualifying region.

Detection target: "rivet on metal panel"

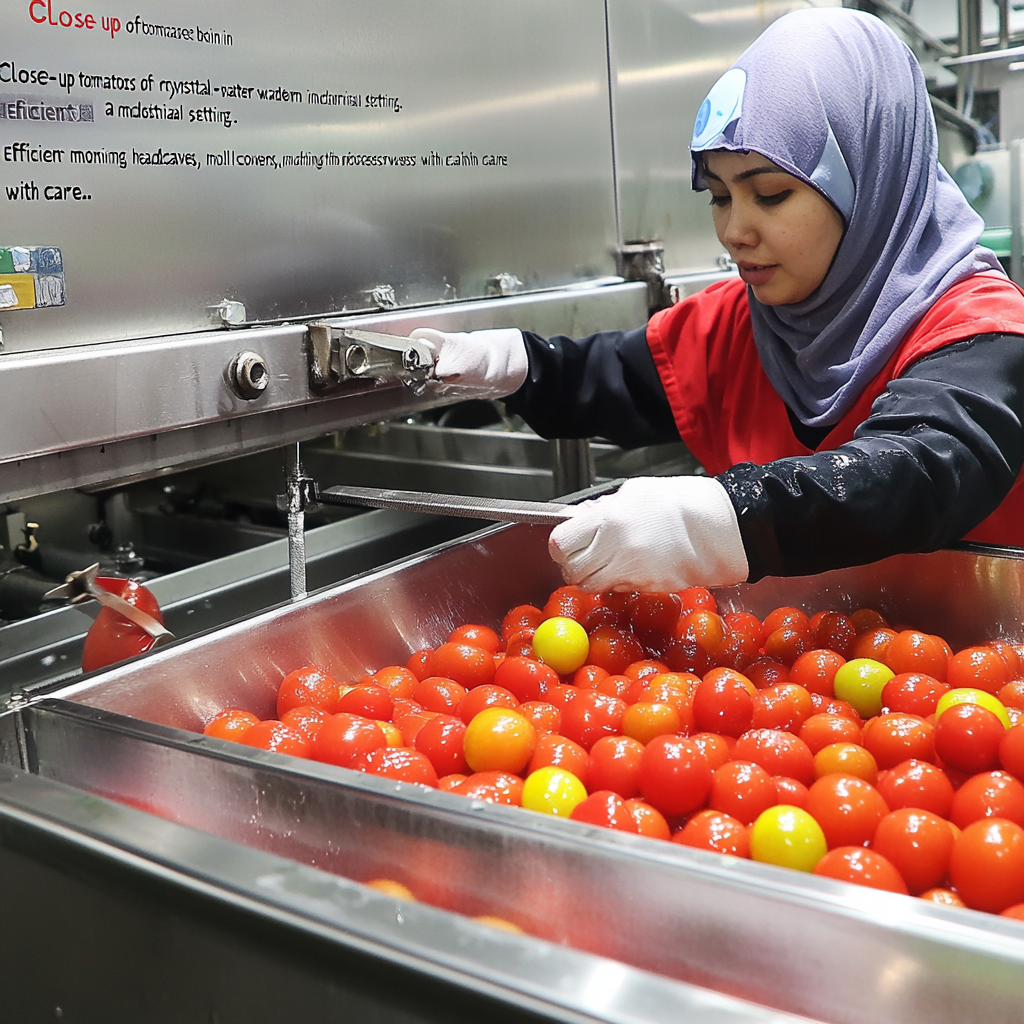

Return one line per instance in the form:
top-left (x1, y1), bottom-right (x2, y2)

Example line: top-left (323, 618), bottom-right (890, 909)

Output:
top-left (228, 350), bottom-right (270, 401)
top-left (368, 285), bottom-right (397, 310)
top-left (486, 273), bottom-right (523, 297)
top-left (209, 299), bottom-right (247, 326)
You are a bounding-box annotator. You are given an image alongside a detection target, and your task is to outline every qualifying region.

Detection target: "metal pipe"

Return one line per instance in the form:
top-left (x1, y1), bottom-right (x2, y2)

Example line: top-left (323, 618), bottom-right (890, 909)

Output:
top-left (957, 0), bottom-right (982, 113)
top-left (1011, 140), bottom-right (1023, 286)
top-left (999, 0), bottom-right (1011, 50)
top-left (552, 439), bottom-right (595, 498)
top-left (284, 443), bottom-right (307, 601)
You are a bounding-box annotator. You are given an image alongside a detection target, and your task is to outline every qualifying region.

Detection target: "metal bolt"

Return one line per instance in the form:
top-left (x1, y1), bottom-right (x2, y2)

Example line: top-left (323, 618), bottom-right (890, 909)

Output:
top-left (229, 351), bottom-right (270, 400)
top-left (210, 299), bottom-right (247, 326)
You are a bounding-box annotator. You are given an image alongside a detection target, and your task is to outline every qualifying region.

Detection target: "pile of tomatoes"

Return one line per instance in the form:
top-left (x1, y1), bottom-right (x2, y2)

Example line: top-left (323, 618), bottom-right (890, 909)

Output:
top-left (203, 585), bottom-right (1024, 918)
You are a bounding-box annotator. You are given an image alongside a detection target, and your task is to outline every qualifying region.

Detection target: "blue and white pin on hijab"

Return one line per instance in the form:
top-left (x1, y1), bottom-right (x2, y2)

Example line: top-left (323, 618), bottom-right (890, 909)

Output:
top-left (691, 68), bottom-right (746, 150)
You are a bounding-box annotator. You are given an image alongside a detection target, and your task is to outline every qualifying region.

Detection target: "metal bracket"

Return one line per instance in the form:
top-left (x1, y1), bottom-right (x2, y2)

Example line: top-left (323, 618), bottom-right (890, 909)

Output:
top-left (620, 240), bottom-right (669, 315)
top-left (307, 324), bottom-right (434, 393)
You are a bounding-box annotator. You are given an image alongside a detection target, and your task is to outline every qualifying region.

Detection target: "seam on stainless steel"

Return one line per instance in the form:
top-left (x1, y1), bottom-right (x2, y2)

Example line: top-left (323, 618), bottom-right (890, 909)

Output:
top-left (13, 708), bottom-right (29, 772)
top-left (603, 0), bottom-right (622, 251)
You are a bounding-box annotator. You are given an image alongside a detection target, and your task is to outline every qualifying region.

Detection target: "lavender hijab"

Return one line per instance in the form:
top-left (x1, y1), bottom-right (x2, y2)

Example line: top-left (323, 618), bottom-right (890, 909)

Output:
top-left (690, 8), bottom-right (1002, 427)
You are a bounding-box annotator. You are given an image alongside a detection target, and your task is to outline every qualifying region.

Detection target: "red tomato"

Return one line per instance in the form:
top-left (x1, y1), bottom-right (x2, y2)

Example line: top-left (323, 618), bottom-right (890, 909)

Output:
top-left (1000, 724), bottom-right (1024, 779)
top-left (369, 665), bottom-right (418, 699)
top-left (692, 667), bottom-right (754, 737)
top-left (763, 627), bottom-right (810, 667)
top-left (881, 672), bottom-right (948, 717)
top-left (504, 629), bottom-right (537, 659)
top-left (773, 776), bottom-right (810, 809)
top-left (629, 592), bottom-right (681, 648)
top-left (398, 711), bottom-right (438, 746)
top-left (853, 627), bottom-right (897, 662)
top-left (80, 577), bottom-right (164, 673)
top-left (452, 770), bottom-right (524, 806)
top-left (689, 732), bottom-right (735, 771)
top-left (362, 746), bottom-right (439, 787)
top-left (733, 729), bottom-right (815, 786)
top-left (277, 665), bottom-right (340, 718)
top-left (725, 611), bottom-right (763, 641)
top-left (799, 713), bottom-right (862, 755)
top-left (561, 690), bottom-right (627, 751)
top-left (762, 606), bottom-right (809, 635)
top-left (862, 713), bottom-right (935, 769)
top-left (873, 808), bottom-right (954, 895)
top-left (312, 713), bottom-right (388, 769)
top-left (573, 664), bottom-right (610, 689)
top-left (947, 646), bottom-right (1012, 694)
top-left (336, 683), bottom-right (394, 720)
top-left (412, 676), bottom-right (468, 713)
top-left (814, 742), bottom-right (878, 785)
top-left (751, 683), bottom-right (814, 734)
top-left (623, 659), bottom-right (670, 682)
top-left (587, 735), bottom-right (644, 798)
top-left (638, 736), bottom-right (713, 817)
top-left (544, 683), bottom-right (579, 710)
top-left (622, 702), bottom-right (681, 744)
top-left (543, 585), bottom-right (596, 623)
top-left (934, 702), bottom-right (1004, 773)
top-left (391, 697), bottom-right (424, 723)
top-left (625, 799), bottom-right (672, 839)
top-left (587, 626), bottom-right (645, 675)
top-left (414, 714), bottom-right (469, 777)
top-left (884, 631), bottom-right (948, 681)
top-left (806, 774), bottom-right (889, 848)
top-left (950, 770), bottom-right (1024, 829)
top-left (876, 759), bottom-right (955, 818)
top-left (438, 773), bottom-right (468, 792)
top-left (518, 701), bottom-right (561, 735)
top-left (204, 708), bottom-right (260, 741)
top-left (789, 649), bottom-right (846, 697)
top-left (850, 608), bottom-right (888, 634)
top-left (239, 720), bottom-right (311, 758)
top-left (709, 760), bottom-right (778, 825)
top-left (814, 847), bottom-right (908, 894)
top-left (528, 733), bottom-right (590, 788)
top-left (809, 613), bottom-right (857, 660)
top-left (674, 809), bottom-right (750, 857)
top-left (598, 674), bottom-right (643, 702)
top-left (949, 818), bottom-right (1024, 913)
top-left (745, 659), bottom-right (790, 690)
top-left (991, 642), bottom-right (1022, 678)
top-left (501, 604), bottom-right (545, 641)
top-left (661, 637), bottom-right (714, 678)
top-left (449, 623), bottom-right (500, 653)
top-left (676, 587), bottom-right (717, 615)
top-left (919, 887), bottom-right (965, 908)
top-left (493, 657), bottom-right (559, 703)
top-left (809, 695), bottom-right (863, 724)
top-left (571, 790), bottom-right (642, 833)
top-left (675, 610), bottom-right (727, 656)
top-left (279, 706), bottom-right (328, 742)
top-left (456, 684), bottom-right (518, 725)
top-left (1001, 903), bottom-right (1024, 921)
top-left (425, 643), bottom-right (496, 690)
top-left (998, 681), bottom-right (1024, 711)
top-left (405, 651), bottom-right (432, 682)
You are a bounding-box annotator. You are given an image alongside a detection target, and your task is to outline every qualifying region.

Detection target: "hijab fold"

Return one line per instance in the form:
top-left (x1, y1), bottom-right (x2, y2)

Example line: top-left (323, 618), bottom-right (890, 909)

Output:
top-left (690, 8), bottom-right (1001, 427)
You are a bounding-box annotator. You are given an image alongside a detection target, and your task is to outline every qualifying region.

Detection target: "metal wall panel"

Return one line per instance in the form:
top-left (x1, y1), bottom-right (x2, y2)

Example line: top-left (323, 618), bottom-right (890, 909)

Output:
top-left (608, 0), bottom-right (839, 273)
top-left (0, 0), bottom-right (617, 351)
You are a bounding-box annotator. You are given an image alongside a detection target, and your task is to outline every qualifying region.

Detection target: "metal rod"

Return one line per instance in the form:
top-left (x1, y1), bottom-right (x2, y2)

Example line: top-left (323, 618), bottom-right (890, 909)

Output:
top-left (1011, 140), bottom-right (1023, 286)
top-left (285, 442), bottom-right (307, 601)
top-left (552, 438), bottom-right (595, 498)
top-left (858, 0), bottom-right (957, 57)
top-left (999, 0), bottom-right (1011, 50)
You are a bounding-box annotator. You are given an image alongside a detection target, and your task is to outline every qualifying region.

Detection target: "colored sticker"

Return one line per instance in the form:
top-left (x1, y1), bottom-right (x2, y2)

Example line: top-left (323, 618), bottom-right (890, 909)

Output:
top-left (0, 274), bottom-right (37, 309)
top-left (0, 249), bottom-right (13, 274)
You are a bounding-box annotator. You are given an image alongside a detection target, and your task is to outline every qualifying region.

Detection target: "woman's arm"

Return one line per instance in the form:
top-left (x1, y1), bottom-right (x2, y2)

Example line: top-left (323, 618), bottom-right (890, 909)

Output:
top-left (720, 333), bottom-right (1024, 581)
top-left (503, 327), bottom-right (681, 447)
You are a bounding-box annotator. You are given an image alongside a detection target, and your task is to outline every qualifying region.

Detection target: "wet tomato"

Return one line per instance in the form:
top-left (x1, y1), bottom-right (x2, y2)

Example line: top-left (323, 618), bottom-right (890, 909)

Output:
top-left (542, 586), bottom-right (595, 623)
top-left (934, 702), bottom-right (1004, 774)
top-left (806, 774), bottom-right (889, 848)
top-left (560, 690), bottom-right (627, 751)
top-left (745, 659), bottom-right (790, 690)
top-left (528, 733), bottom-right (590, 788)
top-left (949, 770), bottom-right (1024, 829)
top-left (405, 651), bottom-right (432, 682)
top-left (279, 705), bottom-right (328, 742)
top-left (876, 759), bottom-right (954, 818)
top-left (425, 643), bottom-right (496, 690)
top-left (312, 713), bottom-right (388, 769)
top-left (501, 604), bottom-right (545, 641)
top-left (625, 799), bottom-right (671, 839)
top-left (674, 810), bottom-right (750, 857)
top-left (638, 736), bottom-right (713, 817)
top-left (773, 776), bottom-right (809, 809)
top-left (885, 631), bottom-right (948, 681)
top-left (587, 626), bottom-right (645, 675)
top-left (277, 665), bottom-right (340, 718)
top-left (881, 673), bottom-right (948, 717)
top-left (493, 657), bottom-right (558, 703)
top-left (789, 649), bottom-right (846, 697)
top-left (862, 713), bottom-right (935, 769)
top-left (919, 887), bottom-right (966, 908)
top-left (456, 684), bottom-right (518, 725)
top-left (239, 720), bottom-right (311, 758)
top-left (692, 667), bottom-right (755, 737)
top-left (522, 766), bottom-right (588, 816)
top-left (1000, 723), bottom-right (1024, 780)
top-left (204, 708), bottom-right (260, 741)
top-left (80, 577), bottom-right (165, 673)
top-left (463, 708), bottom-right (536, 774)
top-left (371, 665), bottom-right (420, 698)
top-left (570, 790), bottom-right (641, 833)
top-left (676, 587), bottom-right (717, 615)
top-left (852, 627), bottom-right (897, 662)
top-left (573, 664), bottom-right (610, 689)
top-left (872, 808), bottom-right (953, 894)
top-left (412, 676), bottom-right (468, 714)
top-left (947, 646), bottom-right (1013, 694)
top-left (597, 674), bottom-right (642, 702)
top-left (814, 847), bottom-right (907, 894)
top-left (799, 713), bottom-right (862, 755)
top-left (518, 701), bottom-right (561, 735)
top-left (587, 735), bottom-right (644, 798)
top-left (362, 746), bottom-right (439, 787)
top-left (414, 714), bottom-right (469, 777)
top-left (336, 683), bottom-right (394, 720)
top-left (689, 732), bottom-right (734, 771)
top-left (833, 659), bottom-right (894, 719)
top-left (504, 629), bottom-right (537, 659)
top-left (998, 681), bottom-right (1024, 711)
top-left (629, 592), bottom-right (681, 648)
top-left (751, 683), bottom-right (814, 734)
top-left (622, 702), bottom-right (680, 744)
top-left (533, 616), bottom-right (590, 674)
top-left (949, 818), bottom-right (1024, 913)
top-left (449, 623), bottom-right (499, 653)
top-left (624, 659), bottom-right (669, 682)
top-left (813, 742), bottom-right (878, 784)
top-left (750, 805), bottom-right (826, 872)
top-left (709, 760), bottom-right (778, 825)
top-left (733, 729), bottom-right (815, 786)
top-left (809, 612), bottom-right (857, 660)
top-left (764, 627), bottom-right (810, 667)
top-left (453, 770), bottom-right (524, 806)
top-left (762, 606), bottom-right (809, 635)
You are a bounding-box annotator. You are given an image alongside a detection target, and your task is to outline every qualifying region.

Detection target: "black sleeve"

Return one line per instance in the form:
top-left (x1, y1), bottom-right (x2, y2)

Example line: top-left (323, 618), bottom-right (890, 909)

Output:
top-left (502, 327), bottom-right (681, 447)
top-left (718, 333), bottom-right (1024, 582)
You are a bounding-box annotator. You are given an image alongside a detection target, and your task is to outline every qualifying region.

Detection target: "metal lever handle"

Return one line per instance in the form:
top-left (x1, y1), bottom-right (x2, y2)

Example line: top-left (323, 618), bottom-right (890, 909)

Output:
top-left (44, 563), bottom-right (175, 646)
top-left (317, 484), bottom-right (575, 526)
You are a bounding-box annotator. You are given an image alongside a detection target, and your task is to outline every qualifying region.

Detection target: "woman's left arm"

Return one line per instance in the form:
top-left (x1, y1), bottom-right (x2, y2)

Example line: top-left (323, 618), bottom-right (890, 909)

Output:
top-left (718, 333), bottom-right (1024, 581)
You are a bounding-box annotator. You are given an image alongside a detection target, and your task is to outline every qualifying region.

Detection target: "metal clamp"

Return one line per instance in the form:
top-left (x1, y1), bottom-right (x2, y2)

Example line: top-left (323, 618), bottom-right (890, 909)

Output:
top-left (307, 324), bottom-right (434, 392)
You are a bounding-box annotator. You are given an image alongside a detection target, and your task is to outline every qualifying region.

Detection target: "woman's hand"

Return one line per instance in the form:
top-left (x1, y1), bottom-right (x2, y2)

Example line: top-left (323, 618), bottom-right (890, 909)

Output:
top-left (548, 476), bottom-right (749, 592)
top-left (410, 327), bottom-right (527, 397)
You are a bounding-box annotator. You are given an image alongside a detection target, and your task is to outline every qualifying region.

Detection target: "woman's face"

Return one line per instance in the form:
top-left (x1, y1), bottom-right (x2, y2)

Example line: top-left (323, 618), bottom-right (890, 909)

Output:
top-left (704, 150), bottom-right (845, 306)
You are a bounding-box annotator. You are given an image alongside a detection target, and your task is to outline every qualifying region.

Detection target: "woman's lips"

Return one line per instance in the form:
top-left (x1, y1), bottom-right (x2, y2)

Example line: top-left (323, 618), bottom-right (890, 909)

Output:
top-left (738, 263), bottom-right (778, 287)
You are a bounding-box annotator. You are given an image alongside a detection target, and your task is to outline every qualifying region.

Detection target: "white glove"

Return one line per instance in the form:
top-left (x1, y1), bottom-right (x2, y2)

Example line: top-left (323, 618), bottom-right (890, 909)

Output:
top-left (548, 476), bottom-right (749, 592)
top-left (409, 327), bottom-right (528, 398)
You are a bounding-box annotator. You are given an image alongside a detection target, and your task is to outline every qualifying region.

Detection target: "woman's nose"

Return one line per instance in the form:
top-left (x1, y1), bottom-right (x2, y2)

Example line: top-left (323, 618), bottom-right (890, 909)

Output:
top-left (722, 203), bottom-right (759, 249)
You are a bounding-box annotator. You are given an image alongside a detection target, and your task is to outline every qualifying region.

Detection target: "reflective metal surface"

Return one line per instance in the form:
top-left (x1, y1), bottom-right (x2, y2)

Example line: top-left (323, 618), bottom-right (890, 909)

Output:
top-left (0, 762), bottom-right (815, 1024)
top-left (1, 0), bottom-right (617, 352)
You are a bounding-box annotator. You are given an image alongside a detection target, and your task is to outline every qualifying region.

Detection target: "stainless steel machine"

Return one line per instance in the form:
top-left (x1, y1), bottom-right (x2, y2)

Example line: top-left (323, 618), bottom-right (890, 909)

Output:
top-left (4, 0), bottom-right (1024, 1020)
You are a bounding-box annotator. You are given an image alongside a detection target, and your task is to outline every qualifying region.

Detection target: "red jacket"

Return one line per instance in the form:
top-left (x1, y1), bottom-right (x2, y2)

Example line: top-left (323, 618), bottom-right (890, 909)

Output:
top-left (647, 272), bottom-right (1024, 547)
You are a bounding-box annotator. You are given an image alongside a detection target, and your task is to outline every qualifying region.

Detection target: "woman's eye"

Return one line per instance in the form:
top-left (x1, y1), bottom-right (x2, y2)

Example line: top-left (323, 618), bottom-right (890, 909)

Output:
top-left (709, 194), bottom-right (731, 208)
top-left (756, 190), bottom-right (792, 207)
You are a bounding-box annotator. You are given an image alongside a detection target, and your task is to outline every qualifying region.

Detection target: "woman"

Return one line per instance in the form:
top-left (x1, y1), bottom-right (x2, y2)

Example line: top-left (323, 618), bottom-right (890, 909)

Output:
top-left (411, 8), bottom-right (1024, 593)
